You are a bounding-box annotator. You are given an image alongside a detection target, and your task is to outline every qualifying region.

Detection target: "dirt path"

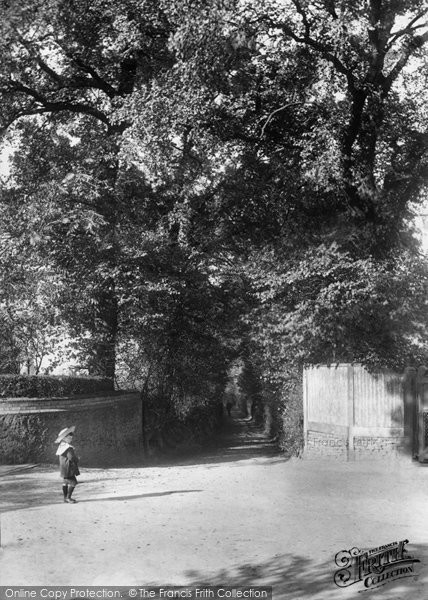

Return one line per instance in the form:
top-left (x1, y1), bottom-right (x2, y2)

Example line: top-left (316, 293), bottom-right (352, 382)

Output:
top-left (1, 416), bottom-right (428, 599)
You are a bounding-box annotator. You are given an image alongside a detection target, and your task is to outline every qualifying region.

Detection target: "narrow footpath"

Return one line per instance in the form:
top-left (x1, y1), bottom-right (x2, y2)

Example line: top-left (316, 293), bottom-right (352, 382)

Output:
top-left (1, 415), bottom-right (428, 599)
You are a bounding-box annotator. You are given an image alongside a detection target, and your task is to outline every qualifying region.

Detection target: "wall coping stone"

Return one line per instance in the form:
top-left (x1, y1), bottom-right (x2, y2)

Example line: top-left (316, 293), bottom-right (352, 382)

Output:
top-left (0, 391), bottom-right (140, 414)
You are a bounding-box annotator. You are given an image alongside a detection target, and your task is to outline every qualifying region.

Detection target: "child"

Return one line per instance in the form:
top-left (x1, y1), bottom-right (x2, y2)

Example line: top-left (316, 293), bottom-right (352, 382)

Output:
top-left (55, 425), bottom-right (80, 504)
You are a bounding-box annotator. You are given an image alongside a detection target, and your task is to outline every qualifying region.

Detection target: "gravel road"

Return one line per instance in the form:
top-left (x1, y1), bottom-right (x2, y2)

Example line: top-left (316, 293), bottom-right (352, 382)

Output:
top-left (1, 417), bottom-right (427, 599)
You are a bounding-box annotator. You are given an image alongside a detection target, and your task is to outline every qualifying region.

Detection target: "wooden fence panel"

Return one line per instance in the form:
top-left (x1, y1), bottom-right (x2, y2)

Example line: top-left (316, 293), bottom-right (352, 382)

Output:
top-left (304, 364), bottom-right (411, 460)
top-left (305, 365), bottom-right (349, 426)
top-left (353, 368), bottom-right (404, 429)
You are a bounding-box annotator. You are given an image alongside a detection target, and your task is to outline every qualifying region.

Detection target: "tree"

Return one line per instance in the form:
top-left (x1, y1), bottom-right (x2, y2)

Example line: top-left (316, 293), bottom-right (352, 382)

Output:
top-left (246, 244), bottom-right (428, 374)
top-left (120, 2), bottom-right (427, 264)
top-left (259, 0), bottom-right (428, 254)
top-left (121, 0), bottom-right (428, 449)
top-left (123, 2), bottom-right (427, 338)
top-left (116, 242), bottom-right (245, 415)
top-left (1, 0), bottom-right (427, 407)
top-left (0, 200), bottom-right (66, 374)
top-left (0, 0), bottom-right (175, 377)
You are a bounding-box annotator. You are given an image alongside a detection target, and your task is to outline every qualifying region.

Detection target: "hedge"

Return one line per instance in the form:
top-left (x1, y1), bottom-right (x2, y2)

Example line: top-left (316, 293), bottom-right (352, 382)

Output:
top-left (0, 374), bottom-right (114, 398)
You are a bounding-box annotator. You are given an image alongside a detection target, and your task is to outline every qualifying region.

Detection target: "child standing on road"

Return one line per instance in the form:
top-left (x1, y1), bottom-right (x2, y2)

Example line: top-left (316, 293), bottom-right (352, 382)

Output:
top-left (55, 425), bottom-right (80, 504)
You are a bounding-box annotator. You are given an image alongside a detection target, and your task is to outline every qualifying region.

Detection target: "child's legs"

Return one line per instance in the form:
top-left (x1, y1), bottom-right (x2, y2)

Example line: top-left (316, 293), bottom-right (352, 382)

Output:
top-left (64, 477), bottom-right (77, 491)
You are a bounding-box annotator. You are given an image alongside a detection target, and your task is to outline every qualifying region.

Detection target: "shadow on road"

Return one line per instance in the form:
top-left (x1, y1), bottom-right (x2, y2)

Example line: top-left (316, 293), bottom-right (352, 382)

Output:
top-left (146, 416), bottom-right (285, 469)
top-left (181, 545), bottom-right (427, 600)
top-left (77, 490), bottom-right (202, 503)
top-left (183, 553), bottom-right (334, 599)
top-left (0, 415), bottom-right (281, 513)
top-left (0, 476), bottom-right (203, 512)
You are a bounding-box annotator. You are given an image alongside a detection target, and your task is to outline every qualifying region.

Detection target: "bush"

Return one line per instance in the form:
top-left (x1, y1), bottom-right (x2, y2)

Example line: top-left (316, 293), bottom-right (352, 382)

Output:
top-left (0, 374), bottom-right (114, 398)
top-left (276, 372), bottom-right (304, 457)
top-left (258, 368), bottom-right (303, 456)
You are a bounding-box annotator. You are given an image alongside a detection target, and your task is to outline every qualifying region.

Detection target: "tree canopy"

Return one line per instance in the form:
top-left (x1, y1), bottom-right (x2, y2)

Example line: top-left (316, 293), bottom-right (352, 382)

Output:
top-left (0, 0), bottom-right (427, 408)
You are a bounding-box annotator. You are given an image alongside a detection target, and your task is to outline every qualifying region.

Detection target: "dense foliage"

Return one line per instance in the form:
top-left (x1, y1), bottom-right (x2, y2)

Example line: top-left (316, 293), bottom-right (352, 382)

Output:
top-left (0, 1), bottom-right (427, 437)
top-left (0, 374), bottom-right (113, 398)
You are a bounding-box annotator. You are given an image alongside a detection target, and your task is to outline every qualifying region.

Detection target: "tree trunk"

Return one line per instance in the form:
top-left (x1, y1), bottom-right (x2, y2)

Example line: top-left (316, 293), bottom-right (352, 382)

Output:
top-left (87, 139), bottom-right (121, 380)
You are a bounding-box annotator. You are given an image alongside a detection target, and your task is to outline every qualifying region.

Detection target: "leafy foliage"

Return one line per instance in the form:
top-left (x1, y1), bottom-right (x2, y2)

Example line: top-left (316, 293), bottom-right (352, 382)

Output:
top-left (0, 374), bottom-right (113, 398)
top-left (246, 244), bottom-right (428, 377)
top-left (0, 1), bottom-right (427, 440)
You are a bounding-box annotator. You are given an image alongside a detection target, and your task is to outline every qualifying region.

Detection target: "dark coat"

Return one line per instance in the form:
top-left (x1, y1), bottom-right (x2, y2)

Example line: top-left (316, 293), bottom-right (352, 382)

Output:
top-left (59, 446), bottom-right (80, 478)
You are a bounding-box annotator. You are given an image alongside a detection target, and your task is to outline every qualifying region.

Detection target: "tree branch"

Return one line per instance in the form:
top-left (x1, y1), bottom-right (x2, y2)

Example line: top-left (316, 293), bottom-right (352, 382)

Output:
top-left (16, 33), bottom-right (118, 99)
top-left (268, 17), bottom-right (352, 81)
top-left (34, 55), bottom-right (65, 85)
top-left (2, 80), bottom-right (113, 129)
top-left (65, 54), bottom-right (118, 98)
top-left (384, 29), bottom-right (428, 91)
top-left (260, 102), bottom-right (302, 138)
top-left (386, 9), bottom-right (428, 50)
top-left (292, 0), bottom-right (311, 38)
top-left (41, 37), bottom-right (119, 98)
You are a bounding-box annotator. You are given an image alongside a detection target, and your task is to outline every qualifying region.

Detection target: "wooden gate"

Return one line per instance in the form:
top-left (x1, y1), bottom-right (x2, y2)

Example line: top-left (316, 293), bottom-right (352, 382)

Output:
top-left (304, 364), bottom-right (420, 460)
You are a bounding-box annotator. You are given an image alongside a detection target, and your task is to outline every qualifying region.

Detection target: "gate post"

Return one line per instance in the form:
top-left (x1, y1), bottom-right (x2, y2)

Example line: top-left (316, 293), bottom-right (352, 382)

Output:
top-left (303, 368), bottom-right (308, 453)
top-left (416, 366), bottom-right (428, 462)
top-left (403, 367), bottom-right (417, 458)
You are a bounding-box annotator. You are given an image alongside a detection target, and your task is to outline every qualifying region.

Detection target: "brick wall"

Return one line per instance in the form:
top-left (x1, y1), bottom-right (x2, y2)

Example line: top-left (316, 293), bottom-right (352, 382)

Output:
top-left (0, 392), bottom-right (142, 465)
top-left (304, 431), bottom-right (407, 460)
top-left (304, 431), bottom-right (348, 460)
top-left (353, 436), bottom-right (405, 459)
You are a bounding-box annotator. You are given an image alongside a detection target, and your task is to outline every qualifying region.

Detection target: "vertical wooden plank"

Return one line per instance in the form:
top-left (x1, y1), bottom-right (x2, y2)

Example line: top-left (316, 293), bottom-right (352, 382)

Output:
top-left (303, 367), bottom-right (308, 448)
top-left (306, 365), bottom-right (348, 426)
top-left (347, 364), bottom-right (354, 460)
top-left (418, 388), bottom-right (424, 461)
top-left (353, 367), bottom-right (404, 428)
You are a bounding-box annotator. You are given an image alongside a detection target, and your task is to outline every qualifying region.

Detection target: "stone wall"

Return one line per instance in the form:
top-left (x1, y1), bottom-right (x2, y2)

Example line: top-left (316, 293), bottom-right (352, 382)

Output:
top-left (0, 392), bottom-right (142, 465)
